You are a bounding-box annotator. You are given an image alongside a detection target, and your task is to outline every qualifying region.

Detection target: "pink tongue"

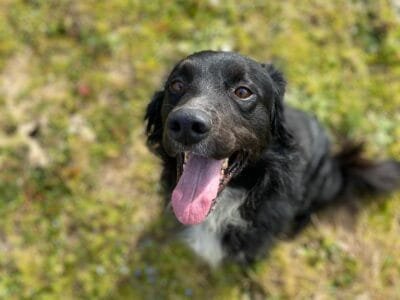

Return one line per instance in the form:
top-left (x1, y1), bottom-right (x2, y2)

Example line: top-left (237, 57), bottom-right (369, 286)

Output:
top-left (171, 154), bottom-right (224, 225)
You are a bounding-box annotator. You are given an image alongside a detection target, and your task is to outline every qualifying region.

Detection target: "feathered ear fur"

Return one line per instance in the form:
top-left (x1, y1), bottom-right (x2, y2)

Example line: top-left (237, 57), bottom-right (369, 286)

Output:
top-left (145, 91), bottom-right (165, 155)
top-left (262, 63), bottom-right (293, 146)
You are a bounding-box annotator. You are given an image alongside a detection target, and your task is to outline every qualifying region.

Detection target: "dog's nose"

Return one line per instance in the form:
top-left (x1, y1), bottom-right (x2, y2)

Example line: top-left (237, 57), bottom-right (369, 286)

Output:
top-left (167, 109), bottom-right (211, 145)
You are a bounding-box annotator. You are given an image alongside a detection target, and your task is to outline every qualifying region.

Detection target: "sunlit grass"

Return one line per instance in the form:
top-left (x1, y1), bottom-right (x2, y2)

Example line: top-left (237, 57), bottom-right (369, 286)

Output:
top-left (0, 1), bottom-right (399, 299)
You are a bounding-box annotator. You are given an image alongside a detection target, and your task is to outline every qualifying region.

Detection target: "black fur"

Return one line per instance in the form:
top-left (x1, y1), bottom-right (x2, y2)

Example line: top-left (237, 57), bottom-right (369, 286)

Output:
top-left (145, 51), bottom-right (400, 264)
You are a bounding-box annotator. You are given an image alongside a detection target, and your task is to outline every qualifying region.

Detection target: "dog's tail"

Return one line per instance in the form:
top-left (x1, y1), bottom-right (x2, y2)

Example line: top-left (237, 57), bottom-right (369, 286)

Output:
top-left (334, 142), bottom-right (400, 199)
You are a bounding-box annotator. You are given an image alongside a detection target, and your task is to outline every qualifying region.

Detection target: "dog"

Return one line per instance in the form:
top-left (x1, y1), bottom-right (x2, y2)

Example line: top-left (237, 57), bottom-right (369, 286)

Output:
top-left (145, 50), bottom-right (400, 267)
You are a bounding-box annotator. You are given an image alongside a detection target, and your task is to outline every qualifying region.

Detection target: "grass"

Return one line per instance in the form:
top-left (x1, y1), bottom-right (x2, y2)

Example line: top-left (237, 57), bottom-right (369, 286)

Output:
top-left (0, 0), bottom-right (399, 299)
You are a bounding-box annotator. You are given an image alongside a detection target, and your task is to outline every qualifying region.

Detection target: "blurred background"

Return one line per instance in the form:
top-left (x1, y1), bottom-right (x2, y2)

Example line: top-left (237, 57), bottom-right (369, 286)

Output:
top-left (0, 0), bottom-right (399, 299)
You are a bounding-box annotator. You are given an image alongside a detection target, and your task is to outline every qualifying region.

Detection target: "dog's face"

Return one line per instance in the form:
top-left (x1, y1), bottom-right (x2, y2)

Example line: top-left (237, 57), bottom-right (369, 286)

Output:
top-left (146, 51), bottom-right (287, 225)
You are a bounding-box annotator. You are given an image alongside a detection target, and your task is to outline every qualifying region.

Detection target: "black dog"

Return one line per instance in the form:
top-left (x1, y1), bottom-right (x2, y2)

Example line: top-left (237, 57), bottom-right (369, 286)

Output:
top-left (145, 51), bottom-right (400, 266)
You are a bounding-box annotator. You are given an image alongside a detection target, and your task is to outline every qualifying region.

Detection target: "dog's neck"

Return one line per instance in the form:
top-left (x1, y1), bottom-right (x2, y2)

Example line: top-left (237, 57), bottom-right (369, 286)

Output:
top-left (181, 187), bottom-right (248, 267)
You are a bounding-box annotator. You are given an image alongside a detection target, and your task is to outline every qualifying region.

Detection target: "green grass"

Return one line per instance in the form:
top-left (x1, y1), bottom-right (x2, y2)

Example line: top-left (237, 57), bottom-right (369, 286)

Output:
top-left (0, 0), bottom-right (399, 299)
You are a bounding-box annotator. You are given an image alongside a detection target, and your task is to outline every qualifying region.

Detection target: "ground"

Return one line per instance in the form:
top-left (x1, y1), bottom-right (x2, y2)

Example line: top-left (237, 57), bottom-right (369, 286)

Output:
top-left (0, 1), bottom-right (399, 299)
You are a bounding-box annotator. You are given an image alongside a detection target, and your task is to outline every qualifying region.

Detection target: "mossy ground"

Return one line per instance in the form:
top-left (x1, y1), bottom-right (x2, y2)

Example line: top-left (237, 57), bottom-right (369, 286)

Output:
top-left (0, 1), bottom-right (399, 299)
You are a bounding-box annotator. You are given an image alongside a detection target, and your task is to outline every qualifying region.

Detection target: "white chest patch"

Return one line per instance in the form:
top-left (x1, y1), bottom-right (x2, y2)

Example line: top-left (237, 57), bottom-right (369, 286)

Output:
top-left (181, 187), bottom-right (248, 267)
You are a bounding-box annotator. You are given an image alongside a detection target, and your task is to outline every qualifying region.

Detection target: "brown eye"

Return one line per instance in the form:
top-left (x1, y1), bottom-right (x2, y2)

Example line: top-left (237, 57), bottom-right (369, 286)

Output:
top-left (234, 87), bottom-right (253, 99)
top-left (169, 80), bottom-right (185, 94)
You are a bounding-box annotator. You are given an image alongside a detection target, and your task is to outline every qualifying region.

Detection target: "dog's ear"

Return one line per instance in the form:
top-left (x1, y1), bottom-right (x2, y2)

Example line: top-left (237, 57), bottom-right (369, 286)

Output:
top-left (145, 90), bottom-right (165, 153)
top-left (262, 63), bottom-right (293, 145)
top-left (263, 63), bottom-right (286, 100)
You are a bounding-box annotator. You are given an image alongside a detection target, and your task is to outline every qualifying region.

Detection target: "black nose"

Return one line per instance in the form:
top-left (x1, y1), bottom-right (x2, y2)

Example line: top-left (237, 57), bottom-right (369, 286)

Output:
top-left (167, 109), bottom-right (211, 145)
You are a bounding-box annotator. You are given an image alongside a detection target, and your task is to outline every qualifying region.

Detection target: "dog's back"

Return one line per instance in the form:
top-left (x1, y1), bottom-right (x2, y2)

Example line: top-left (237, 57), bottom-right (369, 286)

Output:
top-left (286, 107), bottom-right (400, 231)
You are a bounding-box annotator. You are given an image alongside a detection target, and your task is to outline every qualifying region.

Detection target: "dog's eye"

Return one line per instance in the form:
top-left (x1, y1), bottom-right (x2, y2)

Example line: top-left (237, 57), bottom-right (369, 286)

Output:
top-left (169, 80), bottom-right (185, 94)
top-left (234, 87), bottom-right (253, 99)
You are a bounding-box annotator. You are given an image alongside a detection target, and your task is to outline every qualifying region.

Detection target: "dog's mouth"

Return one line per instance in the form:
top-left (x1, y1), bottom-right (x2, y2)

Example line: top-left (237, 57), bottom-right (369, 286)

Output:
top-left (171, 151), bottom-right (247, 225)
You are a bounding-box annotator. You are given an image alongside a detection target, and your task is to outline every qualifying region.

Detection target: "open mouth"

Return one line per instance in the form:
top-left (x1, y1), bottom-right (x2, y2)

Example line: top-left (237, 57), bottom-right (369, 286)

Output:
top-left (171, 151), bottom-right (247, 225)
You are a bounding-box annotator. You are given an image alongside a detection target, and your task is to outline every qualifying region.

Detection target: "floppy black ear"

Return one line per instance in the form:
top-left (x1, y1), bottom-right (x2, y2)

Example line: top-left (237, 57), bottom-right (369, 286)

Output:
top-left (145, 91), bottom-right (165, 153)
top-left (262, 63), bottom-right (293, 145)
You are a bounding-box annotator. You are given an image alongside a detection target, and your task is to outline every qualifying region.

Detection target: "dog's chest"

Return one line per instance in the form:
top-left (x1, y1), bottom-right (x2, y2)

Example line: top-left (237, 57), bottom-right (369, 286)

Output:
top-left (181, 187), bottom-right (247, 267)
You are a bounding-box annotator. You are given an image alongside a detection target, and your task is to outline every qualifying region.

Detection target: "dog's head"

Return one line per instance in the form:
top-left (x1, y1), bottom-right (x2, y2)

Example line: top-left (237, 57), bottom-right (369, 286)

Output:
top-left (145, 51), bottom-right (288, 225)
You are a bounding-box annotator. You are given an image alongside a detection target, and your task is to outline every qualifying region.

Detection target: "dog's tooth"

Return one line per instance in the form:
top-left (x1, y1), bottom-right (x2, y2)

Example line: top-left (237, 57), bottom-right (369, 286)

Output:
top-left (223, 159), bottom-right (228, 169)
